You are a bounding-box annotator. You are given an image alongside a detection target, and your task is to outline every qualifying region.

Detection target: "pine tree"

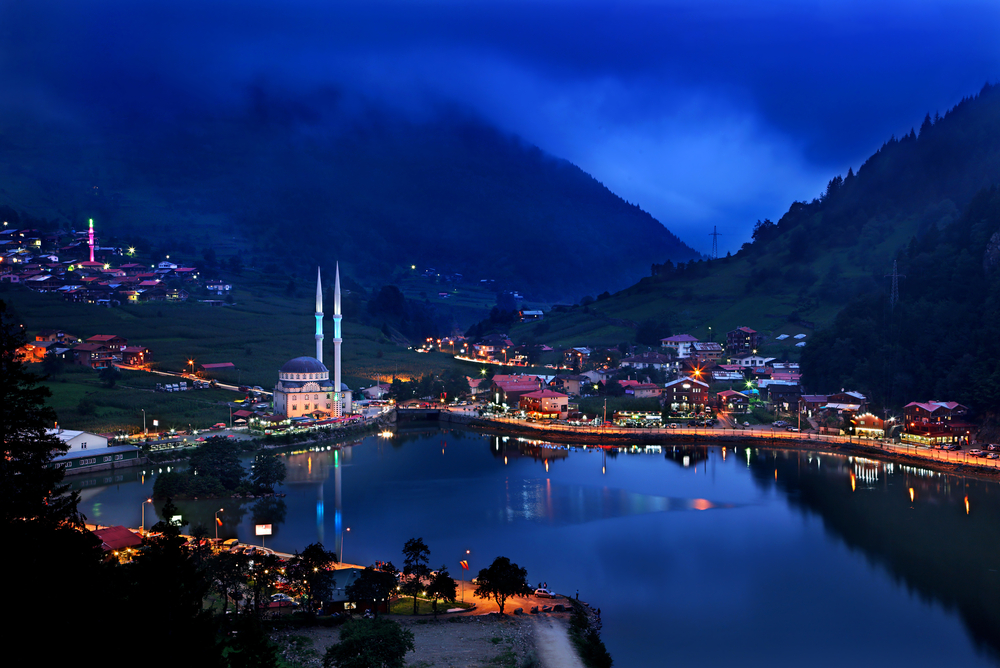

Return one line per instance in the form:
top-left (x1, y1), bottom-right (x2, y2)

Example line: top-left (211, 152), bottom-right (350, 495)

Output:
top-left (0, 299), bottom-right (81, 529)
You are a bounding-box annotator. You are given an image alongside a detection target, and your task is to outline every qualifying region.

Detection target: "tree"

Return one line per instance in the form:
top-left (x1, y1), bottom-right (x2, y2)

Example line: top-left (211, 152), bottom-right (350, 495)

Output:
top-left (474, 556), bottom-right (530, 615)
top-left (345, 562), bottom-right (397, 618)
top-left (323, 618), bottom-right (415, 668)
top-left (188, 436), bottom-right (245, 491)
top-left (288, 542), bottom-right (338, 614)
top-left (99, 364), bottom-right (120, 388)
top-left (401, 537), bottom-right (431, 614)
top-left (0, 299), bottom-right (81, 529)
top-left (248, 552), bottom-right (283, 617)
top-left (207, 550), bottom-right (250, 615)
top-left (425, 566), bottom-right (458, 617)
top-left (250, 451), bottom-right (286, 493)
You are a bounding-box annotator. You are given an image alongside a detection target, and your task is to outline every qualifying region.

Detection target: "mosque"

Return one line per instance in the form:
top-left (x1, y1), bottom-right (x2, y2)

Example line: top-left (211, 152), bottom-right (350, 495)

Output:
top-left (273, 265), bottom-right (353, 418)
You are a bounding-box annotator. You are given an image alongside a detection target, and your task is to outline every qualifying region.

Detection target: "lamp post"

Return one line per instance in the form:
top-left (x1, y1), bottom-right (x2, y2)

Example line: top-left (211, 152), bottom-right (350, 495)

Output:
top-left (215, 508), bottom-right (224, 541)
top-left (340, 527), bottom-right (350, 564)
top-left (141, 408), bottom-right (146, 436)
top-left (141, 497), bottom-right (152, 535)
top-left (462, 549), bottom-right (471, 602)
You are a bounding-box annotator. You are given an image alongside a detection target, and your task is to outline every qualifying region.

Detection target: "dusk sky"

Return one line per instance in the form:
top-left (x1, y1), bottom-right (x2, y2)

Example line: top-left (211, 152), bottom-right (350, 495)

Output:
top-left (3, 0), bottom-right (999, 254)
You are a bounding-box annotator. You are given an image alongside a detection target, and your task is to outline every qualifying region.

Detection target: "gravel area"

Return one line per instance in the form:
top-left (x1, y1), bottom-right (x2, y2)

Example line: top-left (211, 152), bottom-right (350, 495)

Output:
top-left (273, 613), bottom-right (542, 668)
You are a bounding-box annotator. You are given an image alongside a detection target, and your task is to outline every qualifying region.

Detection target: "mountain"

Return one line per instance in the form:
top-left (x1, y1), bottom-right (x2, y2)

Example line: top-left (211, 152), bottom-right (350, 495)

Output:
top-left (515, 82), bottom-right (1000, 414)
top-left (0, 88), bottom-right (699, 300)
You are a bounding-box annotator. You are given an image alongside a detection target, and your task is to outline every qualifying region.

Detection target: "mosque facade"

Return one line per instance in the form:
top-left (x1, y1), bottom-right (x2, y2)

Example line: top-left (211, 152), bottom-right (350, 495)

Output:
top-left (273, 266), bottom-right (353, 418)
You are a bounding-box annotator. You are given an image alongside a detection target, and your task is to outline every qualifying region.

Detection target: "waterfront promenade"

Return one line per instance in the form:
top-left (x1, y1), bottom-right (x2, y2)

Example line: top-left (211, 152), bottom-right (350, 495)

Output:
top-left (420, 408), bottom-right (1000, 475)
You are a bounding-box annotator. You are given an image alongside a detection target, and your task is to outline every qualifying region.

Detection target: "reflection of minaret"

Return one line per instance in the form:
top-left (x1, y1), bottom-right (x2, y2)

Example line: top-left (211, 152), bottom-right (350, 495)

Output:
top-left (315, 267), bottom-right (324, 364)
top-left (333, 263), bottom-right (343, 416)
top-left (334, 449), bottom-right (342, 558)
top-left (88, 218), bottom-right (95, 263)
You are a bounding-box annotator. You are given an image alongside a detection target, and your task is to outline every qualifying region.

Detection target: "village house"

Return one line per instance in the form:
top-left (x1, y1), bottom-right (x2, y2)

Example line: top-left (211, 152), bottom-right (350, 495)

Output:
top-left (71, 343), bottom-right (114, 369)
top-left (663, 377), bottom-right (709, 414)
top-left (121, 346), bottom-right (151, 366)
top-left (726, 326), bottom-right (760, 354)
top-left (626, 383), bottom-right (663, 399)
top-left (660, 334), bottom-right (698, 359)
top-left (692, 341), bottom-right (724, 363)
top-left (903, 400), bottom-right (968, 424)
top-left (491, 375), bottom-right (544, 405)
top-left (717, 389), bottom-right (750, 413)
top-left (563, 347), bottom-right (592, 369)
top-left (549, 374), bottom-right (587, 396)
top-left (854, 413), bottom-right (886, 438)
top-left (86, 334), bottom-right (128, 351)
top-left (473, 333), bottom-right (513, 362)
top-left (620, 350), bottom-right (674, 371)
top-left (519, 389), bottom-right (570, 419)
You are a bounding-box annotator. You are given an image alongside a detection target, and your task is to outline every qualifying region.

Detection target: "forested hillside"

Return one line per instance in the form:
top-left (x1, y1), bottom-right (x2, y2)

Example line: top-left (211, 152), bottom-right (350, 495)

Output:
top-left (523, 83), bottom-right (1000, 419)
top-left (0, 89), bottom-right (699, 300)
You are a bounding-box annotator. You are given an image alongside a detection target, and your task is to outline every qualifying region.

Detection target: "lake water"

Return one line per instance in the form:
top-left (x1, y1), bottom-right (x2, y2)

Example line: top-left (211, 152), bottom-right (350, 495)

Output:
top-left (76, 426), bottom-right (1000, 667)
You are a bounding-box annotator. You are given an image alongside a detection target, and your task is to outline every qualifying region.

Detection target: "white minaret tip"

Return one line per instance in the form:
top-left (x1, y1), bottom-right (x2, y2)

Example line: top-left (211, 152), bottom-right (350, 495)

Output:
top-left (315, 266), bottom-right (324, 364)
top-left (334, 262), bottom-right (341, 314)
top-left (316, 266), bottom-right (323, 313)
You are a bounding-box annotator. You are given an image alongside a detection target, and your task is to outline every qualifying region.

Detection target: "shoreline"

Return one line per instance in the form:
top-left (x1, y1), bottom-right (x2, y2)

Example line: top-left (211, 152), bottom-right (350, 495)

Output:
top-left (428, 410), bottom-right (1000, 482)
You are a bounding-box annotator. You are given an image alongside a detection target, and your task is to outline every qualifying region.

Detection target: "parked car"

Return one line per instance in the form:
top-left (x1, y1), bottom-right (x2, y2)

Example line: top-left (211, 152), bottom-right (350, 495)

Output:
top-left (787, 427), bottom-right (800, 432)
top-left (534, 588), bottom-right (556, 598)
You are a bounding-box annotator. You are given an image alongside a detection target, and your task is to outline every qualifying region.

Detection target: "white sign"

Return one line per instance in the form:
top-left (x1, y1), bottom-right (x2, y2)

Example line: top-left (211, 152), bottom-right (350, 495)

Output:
top-left (170, 515), bottom-right (183, 526)
top-left (255, 524), bottom-right (272, 536)
top-left (153, 419), bottom-right (159, 427)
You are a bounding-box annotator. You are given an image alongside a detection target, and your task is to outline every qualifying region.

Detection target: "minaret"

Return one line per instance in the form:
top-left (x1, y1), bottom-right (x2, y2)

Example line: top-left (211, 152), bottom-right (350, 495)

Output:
top-left (88, 218), bottom-right (95, 263)
top-left (315, 267), bottom-right (324, 363)
top-left (333, 262), bottom-right (343, 412)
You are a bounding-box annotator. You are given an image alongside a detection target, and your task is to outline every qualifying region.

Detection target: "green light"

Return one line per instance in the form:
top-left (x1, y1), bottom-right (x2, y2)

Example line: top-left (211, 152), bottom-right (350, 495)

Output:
top-left (89, 219), bottom-right (93, 227)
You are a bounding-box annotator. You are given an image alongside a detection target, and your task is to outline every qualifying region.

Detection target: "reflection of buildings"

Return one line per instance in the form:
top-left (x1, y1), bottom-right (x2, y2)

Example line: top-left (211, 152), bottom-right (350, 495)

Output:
top-left (745, 447), bottom-right (1000, 661)
top-left (488, 434), bottom-right (570, 465)
top-left (282, 445), bottom-right (356, 558)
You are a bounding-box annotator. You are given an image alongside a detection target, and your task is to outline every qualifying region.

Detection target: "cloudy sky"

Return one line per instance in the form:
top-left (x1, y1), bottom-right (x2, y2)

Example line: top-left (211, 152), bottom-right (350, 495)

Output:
top-left (3, 0), bottom-right (1000, 253)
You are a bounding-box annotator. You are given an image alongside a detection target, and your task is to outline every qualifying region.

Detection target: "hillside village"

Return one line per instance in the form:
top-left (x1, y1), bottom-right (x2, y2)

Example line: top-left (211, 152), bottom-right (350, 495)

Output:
top-left (0, 222), bottom-right (232, 306)
top-left (441, 323), bottom-right (977, 451)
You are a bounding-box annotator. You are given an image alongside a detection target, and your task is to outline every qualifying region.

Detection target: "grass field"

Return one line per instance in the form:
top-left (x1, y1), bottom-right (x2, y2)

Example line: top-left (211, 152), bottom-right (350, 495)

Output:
top-left (1, 274), bottom-right (481, 433)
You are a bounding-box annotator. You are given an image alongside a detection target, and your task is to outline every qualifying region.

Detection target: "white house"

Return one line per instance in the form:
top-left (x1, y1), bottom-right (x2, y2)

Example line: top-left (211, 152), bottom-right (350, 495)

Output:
top-left (47, 429), bottom-right (109, 452)
top-left (660, 334), bottom-right (698, 359)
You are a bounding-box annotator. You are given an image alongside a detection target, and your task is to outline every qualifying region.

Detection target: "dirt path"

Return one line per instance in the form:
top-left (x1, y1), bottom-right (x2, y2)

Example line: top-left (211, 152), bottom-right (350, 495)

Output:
top-left (533, 616), bottom-right (585, 668)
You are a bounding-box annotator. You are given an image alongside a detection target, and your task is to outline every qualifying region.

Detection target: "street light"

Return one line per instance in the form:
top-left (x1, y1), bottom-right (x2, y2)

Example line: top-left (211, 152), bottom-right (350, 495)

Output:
top-left (215, 508), bottom-right (224, 541)
top-left (141, 498), bottom-right (152, 535)
top-left (462, 549), bottom-right (471, 602)
top-left (340, 527), bottom-right (350, 564)
top-left (141, 408), bottom-right (146, 435)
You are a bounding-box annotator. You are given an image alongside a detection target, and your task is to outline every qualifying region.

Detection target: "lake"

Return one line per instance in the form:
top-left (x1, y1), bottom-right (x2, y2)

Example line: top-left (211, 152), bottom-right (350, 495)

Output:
top-left (76, 426), bottom-right (1000, 667)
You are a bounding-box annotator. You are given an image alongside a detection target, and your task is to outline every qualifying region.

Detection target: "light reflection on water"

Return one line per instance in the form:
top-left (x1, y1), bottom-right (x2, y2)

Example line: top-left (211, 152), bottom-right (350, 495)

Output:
top-left (76, 428), bottom-right (1000, 668)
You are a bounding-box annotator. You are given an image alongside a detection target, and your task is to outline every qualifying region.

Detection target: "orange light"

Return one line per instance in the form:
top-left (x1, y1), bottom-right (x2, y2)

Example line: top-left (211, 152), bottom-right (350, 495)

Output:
top-left (965, 495), bottom-right (970, 515)
top-left (909, 487), bottom-right (915, 503)
top-left (850, 472), bottom-right (856, 492)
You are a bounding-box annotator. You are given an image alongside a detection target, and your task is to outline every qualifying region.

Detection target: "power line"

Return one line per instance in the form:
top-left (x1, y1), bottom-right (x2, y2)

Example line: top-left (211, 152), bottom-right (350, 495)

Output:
top-left (709, 226), bottom-right (722, 259)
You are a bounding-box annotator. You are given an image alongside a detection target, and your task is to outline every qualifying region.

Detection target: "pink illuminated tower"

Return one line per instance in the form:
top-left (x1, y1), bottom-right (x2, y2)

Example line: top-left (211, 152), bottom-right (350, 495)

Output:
top-left (88, 218), bottom-right (95, 263)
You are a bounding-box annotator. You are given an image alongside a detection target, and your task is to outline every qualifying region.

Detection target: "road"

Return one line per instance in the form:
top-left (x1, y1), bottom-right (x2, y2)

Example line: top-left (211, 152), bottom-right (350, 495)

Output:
top-left (439, 407), bottom-right (1000, 472)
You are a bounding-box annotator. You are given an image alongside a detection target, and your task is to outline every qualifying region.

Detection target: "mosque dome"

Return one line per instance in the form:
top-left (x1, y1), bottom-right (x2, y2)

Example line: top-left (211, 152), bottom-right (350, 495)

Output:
top-left (279, 356), bottom-right (329, 375)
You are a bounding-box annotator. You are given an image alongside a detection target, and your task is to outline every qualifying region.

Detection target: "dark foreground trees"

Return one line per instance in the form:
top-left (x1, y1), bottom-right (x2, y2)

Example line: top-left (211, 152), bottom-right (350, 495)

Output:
top-left (474, 556), bottom-right (531, 615)
top-left (401, 537), bottom-right (431, 614)
top-left (323, 617), bottom-right (415, 668)
top-left (425, 566), bottom-right (458, 616)
top-left (346, 562), bottom-right (398, 618)
top-left (289, 542), bottom-right (338, 614)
